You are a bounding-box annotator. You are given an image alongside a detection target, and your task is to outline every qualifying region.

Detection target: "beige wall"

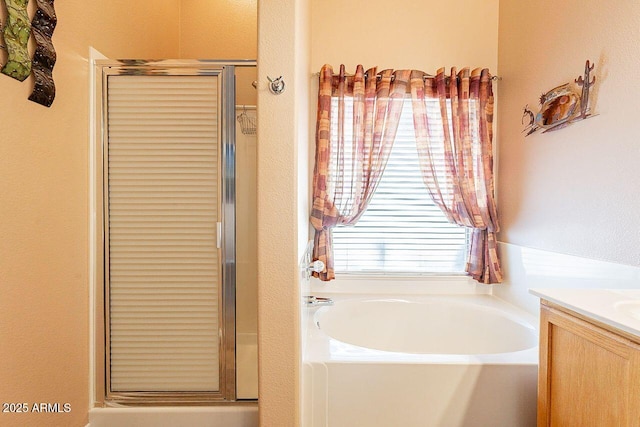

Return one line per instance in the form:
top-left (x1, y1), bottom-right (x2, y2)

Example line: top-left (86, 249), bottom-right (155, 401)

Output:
top-left (497, 0), bottom-right (640, 266)
top-left (311, 0), bottom-right (499, 72)
top-left (257, 0), bottom-right (310, 424)
top-left (180, 0), bottom-right (258, 105)
top-left (0, 2), bottom-right (180, 427)
top-left (180, 0), bottom-right (257, 60)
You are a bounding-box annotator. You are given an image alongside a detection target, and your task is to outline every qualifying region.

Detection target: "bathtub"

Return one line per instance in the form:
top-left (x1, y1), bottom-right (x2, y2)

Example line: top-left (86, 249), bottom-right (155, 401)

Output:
top-left (302, 290), bottom-right (539, 427)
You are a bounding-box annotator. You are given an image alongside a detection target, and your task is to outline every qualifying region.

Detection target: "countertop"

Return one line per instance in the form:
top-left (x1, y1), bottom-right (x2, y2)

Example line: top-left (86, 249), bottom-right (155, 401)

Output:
top-left (529, 288), bottom-right (640, 340)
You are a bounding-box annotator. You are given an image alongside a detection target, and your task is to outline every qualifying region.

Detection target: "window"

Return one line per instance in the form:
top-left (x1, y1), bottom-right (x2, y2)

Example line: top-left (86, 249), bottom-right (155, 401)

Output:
top-left (331, 98), bottom-right (468, 274)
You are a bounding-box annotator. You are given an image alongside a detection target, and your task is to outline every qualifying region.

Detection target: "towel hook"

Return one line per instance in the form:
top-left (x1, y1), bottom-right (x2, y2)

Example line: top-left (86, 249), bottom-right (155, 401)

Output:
top-left (267, 75), bottom-right (285, 95)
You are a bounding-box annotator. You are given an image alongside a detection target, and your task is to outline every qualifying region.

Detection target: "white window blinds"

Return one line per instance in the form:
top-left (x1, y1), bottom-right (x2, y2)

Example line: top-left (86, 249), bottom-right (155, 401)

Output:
top-left (332, 98), bottom-right (468, 274)
top-left (106, 74), bottom-right (221, 392)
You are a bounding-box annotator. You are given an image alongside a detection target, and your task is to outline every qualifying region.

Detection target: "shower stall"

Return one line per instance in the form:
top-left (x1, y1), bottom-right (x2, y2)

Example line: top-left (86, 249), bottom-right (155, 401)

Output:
top-left (92, 59), bottom-right (258, 414)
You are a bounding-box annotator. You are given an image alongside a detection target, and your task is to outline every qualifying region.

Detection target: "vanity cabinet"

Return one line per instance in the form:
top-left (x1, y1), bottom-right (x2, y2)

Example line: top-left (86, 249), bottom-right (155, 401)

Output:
top-left (538, 302), bottom-right (640, 427)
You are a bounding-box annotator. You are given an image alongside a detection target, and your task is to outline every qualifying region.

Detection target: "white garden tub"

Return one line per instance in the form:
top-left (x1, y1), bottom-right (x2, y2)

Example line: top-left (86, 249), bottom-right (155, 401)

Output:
top-left (303, 291), bottom-right (539, 427)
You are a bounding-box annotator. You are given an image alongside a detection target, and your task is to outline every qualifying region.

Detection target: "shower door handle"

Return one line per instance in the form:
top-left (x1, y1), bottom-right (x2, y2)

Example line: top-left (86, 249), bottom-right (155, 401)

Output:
top-left (216, 222), bottom-right (222, 248)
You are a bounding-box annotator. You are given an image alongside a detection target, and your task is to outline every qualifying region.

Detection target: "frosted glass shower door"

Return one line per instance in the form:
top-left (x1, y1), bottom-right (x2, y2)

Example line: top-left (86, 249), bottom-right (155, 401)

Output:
top-left (104, 69), bottom-right (231, 399)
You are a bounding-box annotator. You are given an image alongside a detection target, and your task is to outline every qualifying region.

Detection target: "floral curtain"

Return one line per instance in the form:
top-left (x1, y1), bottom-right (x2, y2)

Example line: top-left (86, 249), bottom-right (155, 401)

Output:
top-left (409, 67), bottom-right (502, 283)
top-left (310, 64), bottom-right (409, 280)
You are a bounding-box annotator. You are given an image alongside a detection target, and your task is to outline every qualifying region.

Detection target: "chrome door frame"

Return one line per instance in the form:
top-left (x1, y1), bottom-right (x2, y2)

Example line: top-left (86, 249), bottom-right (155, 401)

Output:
top-left (96, 59), bottom-right (256, 405)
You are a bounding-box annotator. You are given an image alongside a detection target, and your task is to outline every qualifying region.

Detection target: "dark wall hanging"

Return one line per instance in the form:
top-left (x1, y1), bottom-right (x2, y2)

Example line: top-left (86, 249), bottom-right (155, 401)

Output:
top-left (522, 60), bottom-right (597, 136)
top-left (28, 0), bottom-right (57, 107)
top-left (0, 0), bottom-right (57, 107)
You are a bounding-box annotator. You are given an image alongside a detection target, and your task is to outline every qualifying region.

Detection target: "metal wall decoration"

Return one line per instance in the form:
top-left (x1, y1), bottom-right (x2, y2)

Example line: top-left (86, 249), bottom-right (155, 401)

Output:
top-left (0, 0), bottom-right (58, 107)
top-left (1, 0), bottom-right (32, 82)
top-left (522, 60), bottom-right (597, 136)
top-left (28, 0), bottom-right (57, 107)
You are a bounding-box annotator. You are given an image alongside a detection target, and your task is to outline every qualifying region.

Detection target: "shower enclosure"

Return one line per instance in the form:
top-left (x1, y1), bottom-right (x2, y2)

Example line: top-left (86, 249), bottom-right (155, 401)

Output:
top-left (94, 59), bottom-right (257, 404)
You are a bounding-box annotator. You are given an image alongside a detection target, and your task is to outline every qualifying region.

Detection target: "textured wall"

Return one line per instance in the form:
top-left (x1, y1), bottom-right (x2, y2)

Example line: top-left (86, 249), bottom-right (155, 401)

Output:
top-left (497, 0), bottom-right (640, 266)
top-left (0, 2), bottom-right (180, 427)
top-left (257, 0), bottom-right (310, 424)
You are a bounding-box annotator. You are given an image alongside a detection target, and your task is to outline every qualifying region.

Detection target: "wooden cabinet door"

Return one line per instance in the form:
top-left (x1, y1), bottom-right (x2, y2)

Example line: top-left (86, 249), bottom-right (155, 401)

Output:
top-left (538, 305), bottom-right (640, 427)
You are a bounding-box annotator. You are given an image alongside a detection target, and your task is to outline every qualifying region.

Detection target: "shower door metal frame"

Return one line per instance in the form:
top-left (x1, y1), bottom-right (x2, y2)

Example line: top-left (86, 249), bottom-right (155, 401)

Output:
top-left (96, 59), bottom-right (255, 405)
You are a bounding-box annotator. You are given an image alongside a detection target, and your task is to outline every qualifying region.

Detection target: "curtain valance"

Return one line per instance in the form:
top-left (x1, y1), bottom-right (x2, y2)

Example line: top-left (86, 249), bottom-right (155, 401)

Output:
top-left (321, 66), bottom-right (495, 97)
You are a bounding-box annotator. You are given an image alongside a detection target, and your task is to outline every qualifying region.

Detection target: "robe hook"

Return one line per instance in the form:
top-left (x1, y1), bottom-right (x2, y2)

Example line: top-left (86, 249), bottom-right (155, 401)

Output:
top-left (267, 75), bottom-right (285, 95)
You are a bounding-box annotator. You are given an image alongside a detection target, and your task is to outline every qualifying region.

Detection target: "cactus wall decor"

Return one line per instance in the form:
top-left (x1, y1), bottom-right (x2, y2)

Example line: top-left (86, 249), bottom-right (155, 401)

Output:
top-left (522, 60), bottom-right (598, 136)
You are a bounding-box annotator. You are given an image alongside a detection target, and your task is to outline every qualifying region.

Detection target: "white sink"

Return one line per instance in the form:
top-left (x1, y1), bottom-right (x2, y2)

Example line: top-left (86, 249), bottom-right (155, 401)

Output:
top-left (614, 300), bottom-right (640, 321)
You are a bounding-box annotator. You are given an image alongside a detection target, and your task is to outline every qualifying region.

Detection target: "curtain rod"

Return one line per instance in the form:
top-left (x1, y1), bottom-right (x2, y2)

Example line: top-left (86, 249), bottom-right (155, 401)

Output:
top-left (312, 71), bottom-right (502, 81)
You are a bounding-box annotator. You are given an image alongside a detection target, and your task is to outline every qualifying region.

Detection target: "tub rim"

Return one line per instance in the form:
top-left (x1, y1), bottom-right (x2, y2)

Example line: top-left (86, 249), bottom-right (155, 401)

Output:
top-left (303, 293), bottom-right (539, 366)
